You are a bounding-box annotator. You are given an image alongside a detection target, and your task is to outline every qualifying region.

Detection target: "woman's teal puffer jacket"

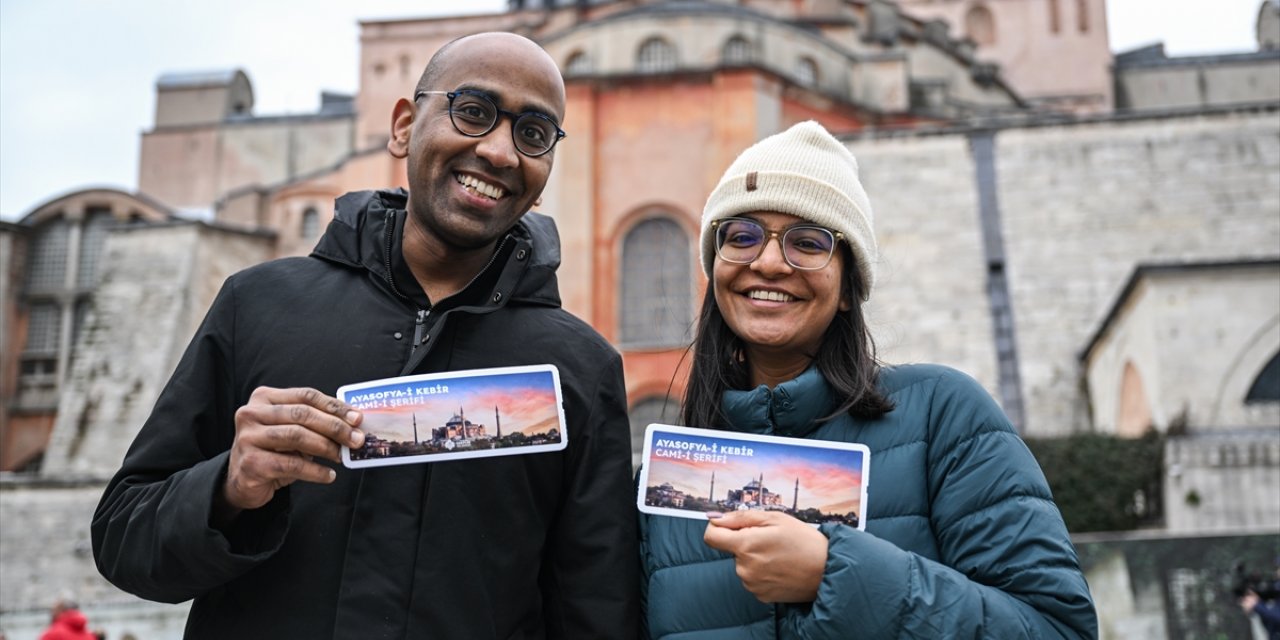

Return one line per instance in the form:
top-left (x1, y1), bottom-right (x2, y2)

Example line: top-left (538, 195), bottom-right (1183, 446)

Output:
top-left (639, 364), bottom-right (1097, 639)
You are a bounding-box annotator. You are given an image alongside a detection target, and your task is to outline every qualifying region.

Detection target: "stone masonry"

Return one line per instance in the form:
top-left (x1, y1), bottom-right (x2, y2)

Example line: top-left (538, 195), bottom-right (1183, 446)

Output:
top-left (851, 108), bottom-right (1280, 436)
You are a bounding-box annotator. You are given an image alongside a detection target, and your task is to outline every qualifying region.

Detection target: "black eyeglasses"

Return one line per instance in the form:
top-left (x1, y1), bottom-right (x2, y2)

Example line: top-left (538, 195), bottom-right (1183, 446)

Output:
top-left (712, 217), bottom-right (843, 270)
top-left (415, 90), bottom-right (566, 158)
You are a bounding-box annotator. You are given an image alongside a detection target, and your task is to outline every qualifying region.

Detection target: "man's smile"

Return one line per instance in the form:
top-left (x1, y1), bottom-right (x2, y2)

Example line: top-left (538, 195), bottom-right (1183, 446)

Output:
top-left (454, 172), bottom-right (508, 200)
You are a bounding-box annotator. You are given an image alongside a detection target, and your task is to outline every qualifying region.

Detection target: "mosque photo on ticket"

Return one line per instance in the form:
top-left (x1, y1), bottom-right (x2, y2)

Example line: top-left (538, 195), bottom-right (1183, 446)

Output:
top-left (637, 424), bottom-right (869, 529)
top-left (340, 365), bottom-right (566, 468)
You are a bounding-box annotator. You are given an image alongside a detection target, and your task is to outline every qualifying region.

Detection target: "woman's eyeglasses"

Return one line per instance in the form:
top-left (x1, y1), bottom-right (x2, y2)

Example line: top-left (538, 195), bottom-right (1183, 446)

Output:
top-left (712, 217), bottom-right (843, 270)
top-left (415, 89), bottom-right (566, 158)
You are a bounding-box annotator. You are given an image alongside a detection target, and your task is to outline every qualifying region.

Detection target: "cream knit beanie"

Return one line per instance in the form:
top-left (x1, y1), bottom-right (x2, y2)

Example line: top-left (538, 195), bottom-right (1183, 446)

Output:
top-left (700, 120), bottom-right (878, 299)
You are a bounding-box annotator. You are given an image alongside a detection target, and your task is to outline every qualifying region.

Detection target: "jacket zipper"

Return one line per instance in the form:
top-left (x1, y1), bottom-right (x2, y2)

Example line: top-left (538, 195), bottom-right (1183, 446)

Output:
top-left (459, 235), bottom-right (514, 296)
top-left (382, 209), bottom-right (433, 361)
top-left (398, 235), bottom-right (518, 377)
top-left (409, 308), bottom-right (430, 357)
top-left (382, 209), bottom-right (410, 302)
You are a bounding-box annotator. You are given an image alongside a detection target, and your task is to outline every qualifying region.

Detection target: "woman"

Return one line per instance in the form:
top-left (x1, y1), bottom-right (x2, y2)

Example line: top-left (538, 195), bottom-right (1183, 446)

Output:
top-left (638, 121), bottom-right (1097, 638)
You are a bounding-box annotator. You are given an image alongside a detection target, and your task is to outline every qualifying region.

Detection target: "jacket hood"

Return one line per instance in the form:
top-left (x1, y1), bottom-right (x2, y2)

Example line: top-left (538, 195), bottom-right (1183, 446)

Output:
top-left (311, 189), bottom-right (562, 307)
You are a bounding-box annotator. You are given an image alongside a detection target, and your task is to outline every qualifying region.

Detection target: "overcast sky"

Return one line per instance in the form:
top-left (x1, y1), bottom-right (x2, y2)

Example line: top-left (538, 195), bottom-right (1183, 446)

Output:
top-left (0, 0), bottom-right (1269, 221)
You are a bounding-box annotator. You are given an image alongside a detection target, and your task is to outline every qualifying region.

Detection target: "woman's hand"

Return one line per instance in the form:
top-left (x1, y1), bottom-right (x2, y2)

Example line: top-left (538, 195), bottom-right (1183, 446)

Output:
top-left (703, 510), bottom-right (828, 603)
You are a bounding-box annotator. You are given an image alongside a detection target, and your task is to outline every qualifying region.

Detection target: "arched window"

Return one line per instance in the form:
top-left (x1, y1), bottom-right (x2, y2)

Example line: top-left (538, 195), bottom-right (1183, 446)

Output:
top-left (301, 207), bottom-right (320, 240)
top-left (1049, 0), bottom-right (1062, 34)
top-left (1117, 361), bottom-right (1153, 437)
top-left (1076, 0), bottom-right (1089, 32)
top-left (965, 4), bottom-right (996, 46)
top-left (1245, 351), bottom-right (1280, 403)
top-left (619, 217), bottom-right (692, 348)
top-left (629, 395), bottom-right (678, 467)
top-left (636, 37), bottom-right (677, 73)
top-left (565, 50), bottom-right (592, 75)
top-left (795, 57), bottom-right (819, 87)
top-left (722, 35), bottom-right (752, 65)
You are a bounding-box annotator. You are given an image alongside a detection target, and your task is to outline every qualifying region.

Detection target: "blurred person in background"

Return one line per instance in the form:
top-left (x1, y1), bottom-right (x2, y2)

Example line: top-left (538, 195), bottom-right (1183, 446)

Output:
top-left (39, 599), bottom-right (95, 640)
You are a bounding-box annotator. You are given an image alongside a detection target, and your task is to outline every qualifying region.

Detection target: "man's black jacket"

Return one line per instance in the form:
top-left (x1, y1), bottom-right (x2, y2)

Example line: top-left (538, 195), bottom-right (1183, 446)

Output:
top-left (92, 190), bottom-right (639, 639)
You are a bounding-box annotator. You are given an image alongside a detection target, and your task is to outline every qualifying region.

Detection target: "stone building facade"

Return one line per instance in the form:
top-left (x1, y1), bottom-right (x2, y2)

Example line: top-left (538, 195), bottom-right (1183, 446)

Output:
top-left (2, 1), bottom-right (1278, 636)
top-left (897, 0), bottom-right (1113, 112)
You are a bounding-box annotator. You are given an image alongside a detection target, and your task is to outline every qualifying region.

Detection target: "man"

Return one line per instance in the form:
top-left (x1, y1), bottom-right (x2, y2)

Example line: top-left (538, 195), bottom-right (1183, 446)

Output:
top-left (92, 33), bottom-right (638, 639)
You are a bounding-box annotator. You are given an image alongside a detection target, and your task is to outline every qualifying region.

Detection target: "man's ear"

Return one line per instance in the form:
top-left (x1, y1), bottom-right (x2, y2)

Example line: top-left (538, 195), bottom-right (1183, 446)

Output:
top-left (388, 98), bottom-right (415, 159)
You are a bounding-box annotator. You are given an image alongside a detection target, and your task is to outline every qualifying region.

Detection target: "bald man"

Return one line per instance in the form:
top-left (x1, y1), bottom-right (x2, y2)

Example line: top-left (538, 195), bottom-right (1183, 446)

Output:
top-left (93, 33), bottom-right (638, 639)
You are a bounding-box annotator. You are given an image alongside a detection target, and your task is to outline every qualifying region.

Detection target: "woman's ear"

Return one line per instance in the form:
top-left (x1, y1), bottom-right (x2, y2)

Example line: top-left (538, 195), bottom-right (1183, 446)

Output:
top-left (387, 98), bottom-right (416, 159)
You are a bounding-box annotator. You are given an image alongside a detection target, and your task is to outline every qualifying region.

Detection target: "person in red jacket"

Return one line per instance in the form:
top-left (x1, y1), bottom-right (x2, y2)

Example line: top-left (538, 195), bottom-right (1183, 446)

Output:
top-left (39, 599), bottom-right (96, 640)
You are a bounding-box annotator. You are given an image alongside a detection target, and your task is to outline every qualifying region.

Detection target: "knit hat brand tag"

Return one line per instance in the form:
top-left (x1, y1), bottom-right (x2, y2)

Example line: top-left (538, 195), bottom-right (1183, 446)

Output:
top-left (745, 172), bottom-right (758, 192)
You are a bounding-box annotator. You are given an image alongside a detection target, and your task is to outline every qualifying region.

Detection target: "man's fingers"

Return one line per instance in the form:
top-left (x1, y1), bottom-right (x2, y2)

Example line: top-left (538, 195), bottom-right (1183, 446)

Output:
top-left (270, 403), bottom-right (363, 448)
top-left (224, 449), bottom-right (337, 511)
top-left (244, 449), bottom-right (337, 486)
top-left (238, 387), bottom-right (364, 449)
top-left (255, 425), bottom-right (343, 463)
top-left (253, 387), bottom-right (363, 427)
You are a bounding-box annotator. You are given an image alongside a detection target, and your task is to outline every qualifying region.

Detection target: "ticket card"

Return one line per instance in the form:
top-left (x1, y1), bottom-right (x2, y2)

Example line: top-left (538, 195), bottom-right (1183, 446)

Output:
top-left (340, 365), bottom-right (566, 468)
top-left (637, 424), bottom-right (869, 530)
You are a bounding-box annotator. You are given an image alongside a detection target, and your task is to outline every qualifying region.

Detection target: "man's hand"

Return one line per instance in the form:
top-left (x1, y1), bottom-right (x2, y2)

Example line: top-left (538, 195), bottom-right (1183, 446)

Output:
top-left (216, 387), bottom-right (364, 520)
top-left (703, 510), bottom-right (828, 603)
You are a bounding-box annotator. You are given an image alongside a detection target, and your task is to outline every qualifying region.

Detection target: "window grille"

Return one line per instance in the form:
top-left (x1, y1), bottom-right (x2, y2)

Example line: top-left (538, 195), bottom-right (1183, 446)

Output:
top-left (26, 219), bottom-right (70, 293)
top-left (18, 303), bottom-right (61, 410)
top-left (619, 218), bottom-right (692, 348)
top-left (795, 57), bottom-right (819, 87)
top-left (301, 207), bottom-right (320, 240)
top-left (722, 36), bottom-right (752, 65)
top-left (566, 51), bottom-right (592, 75)
top-left (636, 38), bottom-right (677, 73)
top-left (23, 303), bottom-right (60, 355)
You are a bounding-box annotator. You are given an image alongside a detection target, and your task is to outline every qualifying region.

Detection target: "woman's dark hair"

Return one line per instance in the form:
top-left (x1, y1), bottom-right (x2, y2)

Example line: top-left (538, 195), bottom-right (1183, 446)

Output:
top-left (681, 244), bottom-right (894, 429)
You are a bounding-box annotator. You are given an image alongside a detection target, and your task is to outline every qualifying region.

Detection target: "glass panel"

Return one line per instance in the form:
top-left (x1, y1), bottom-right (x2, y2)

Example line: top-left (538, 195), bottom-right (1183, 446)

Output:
top-left (23, 303), bottom-right (61, 355)
top-left (1245, 351), bottom-right (1280, 403)
top-left (723, 36), bottom-right (751, 65)
top-left (566, 51), bottom-right (591, 75)
top-left (636, 38), bottom-right (676, 73)
top-left (25, 219), bottom-right (69, 293)
top-left (301, 207), bottom-right (320, 240)
top-left (620, 218), bottom-right (692, 348)
top-left (795, 57), bottom-right (818, 86)
top-left (18, 303), bottom-right (62, 409)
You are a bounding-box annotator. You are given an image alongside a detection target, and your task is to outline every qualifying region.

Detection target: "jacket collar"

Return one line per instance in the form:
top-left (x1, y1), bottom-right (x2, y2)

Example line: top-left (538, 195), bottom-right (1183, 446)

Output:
top-left (310, 189), bottom-right (563, 309)
top-left (720, 366), bottom-right (835, 438)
